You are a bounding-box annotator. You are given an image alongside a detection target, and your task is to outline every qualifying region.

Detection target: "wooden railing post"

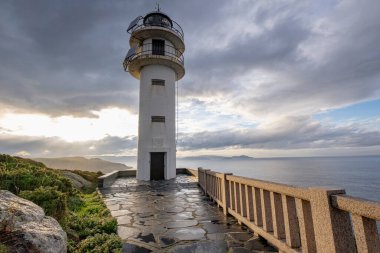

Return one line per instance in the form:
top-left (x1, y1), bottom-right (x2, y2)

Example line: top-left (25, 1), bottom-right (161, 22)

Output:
top-left (309, 187), bottom-right (356, 253)
top-left (221, 173), bottom-right (232, 215)
top-left (197, 167), bottom-right (203, 191)
top-left (204, 169), bottom-right (210, 196)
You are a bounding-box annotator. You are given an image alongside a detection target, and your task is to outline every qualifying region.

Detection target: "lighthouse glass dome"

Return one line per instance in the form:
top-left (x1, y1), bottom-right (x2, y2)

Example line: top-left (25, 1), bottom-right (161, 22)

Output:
top-left (143, 12), bottom-right (173, 28)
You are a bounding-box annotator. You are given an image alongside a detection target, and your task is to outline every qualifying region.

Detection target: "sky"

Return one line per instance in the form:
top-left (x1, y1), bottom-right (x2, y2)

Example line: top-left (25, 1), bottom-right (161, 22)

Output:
top-left (0, 0), bottom-right (380, 159)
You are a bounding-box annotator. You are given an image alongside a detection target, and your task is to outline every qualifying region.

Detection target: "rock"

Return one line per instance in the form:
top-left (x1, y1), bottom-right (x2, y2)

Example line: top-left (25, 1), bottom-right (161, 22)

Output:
top-left (225, 232), bottom-right (252, 248)
top-left (122, 243), bottom-right (152, 253)
top-left (159, 236), bottom-right (176, 247)
top-left (227, 247), bottom-right (252, 253)
top-left (166, 220), bottom-right (198, 228)
top-left (167, 241), bottom-right (228, 253)
top-left (118, 226), bottom-right (140, 240)
top-left (61, 171), bottom-right (92, 189)
top-left (164, 227), bottom-right (206, 241)
top-left (0, 190), bottom-right (67, 253)
top-left (207, 233), bottom-right (226, 240)
top-left (226, 232), bottom-right (253, 242)
top-left (244, 237), bottom-right (277, 252)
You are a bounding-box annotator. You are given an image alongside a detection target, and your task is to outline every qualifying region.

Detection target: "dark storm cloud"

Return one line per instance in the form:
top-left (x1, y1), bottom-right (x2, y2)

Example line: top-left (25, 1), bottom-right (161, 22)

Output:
top-left (178, 116), bottom-right (380, 150)
top-left (0, 134), bottom-right (136, 157)
top-left (182, 15), bottom-right (309, 95)
top-left (0, 0), bottom-right (146, 116)
top-left (0, 0), bottom-right (234, 116)
top-left (178, 0), bottom-right (380, 118)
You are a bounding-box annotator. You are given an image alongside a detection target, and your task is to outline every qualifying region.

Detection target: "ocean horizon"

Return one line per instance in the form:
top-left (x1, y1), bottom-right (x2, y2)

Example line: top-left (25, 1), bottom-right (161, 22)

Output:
top-left (106, 155), bottom-right (380, 202)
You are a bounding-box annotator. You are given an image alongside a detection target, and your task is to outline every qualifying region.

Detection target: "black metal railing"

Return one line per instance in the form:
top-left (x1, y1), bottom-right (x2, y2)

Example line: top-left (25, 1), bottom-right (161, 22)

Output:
top-left (123, 43), bottom-right (184, 71)
top-left (128, 17), bottom-right (184, 39)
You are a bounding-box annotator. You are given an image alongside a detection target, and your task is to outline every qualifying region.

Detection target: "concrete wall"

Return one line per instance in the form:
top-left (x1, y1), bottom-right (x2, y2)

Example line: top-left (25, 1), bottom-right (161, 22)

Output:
top-left (98, 170), bottom-right (119, 188)
top-left (98, 168), bottom-right (194, 188)
top-left (176, 168), bottom-right (198, 177)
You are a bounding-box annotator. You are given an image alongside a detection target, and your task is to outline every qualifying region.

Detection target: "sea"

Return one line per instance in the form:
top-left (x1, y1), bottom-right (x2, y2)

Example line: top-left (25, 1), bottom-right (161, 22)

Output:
top-left (177, 156), bottom-right (380, 202)
top-left (178, 155), bottom-right (380, 232)
top-left (117, 155), bottom-right (380, 202)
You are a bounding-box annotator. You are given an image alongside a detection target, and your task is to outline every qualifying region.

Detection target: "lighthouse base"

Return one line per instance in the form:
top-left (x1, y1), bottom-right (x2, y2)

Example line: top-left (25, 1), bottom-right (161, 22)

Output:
top-left (136, 147), bottom-right (176, 181)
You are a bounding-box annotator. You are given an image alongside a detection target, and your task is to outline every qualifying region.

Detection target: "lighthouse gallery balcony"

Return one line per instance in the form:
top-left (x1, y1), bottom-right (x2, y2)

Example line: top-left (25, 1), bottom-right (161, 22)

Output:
top-left (123, 11), bottom-right (185, 80)
top-left (123, 42), bottom-right (185, 80)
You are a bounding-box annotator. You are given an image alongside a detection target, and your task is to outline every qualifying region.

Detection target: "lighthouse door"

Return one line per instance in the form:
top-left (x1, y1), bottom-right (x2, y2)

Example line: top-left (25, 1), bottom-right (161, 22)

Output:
top-left (150, 152), bottom-right (165, 180)
top-left (152, 39), bottom-right (165, 55)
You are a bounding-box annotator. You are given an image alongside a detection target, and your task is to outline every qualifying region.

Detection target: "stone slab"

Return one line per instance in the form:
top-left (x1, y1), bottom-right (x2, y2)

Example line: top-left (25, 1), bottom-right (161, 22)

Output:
top-left (101, 175), bottom-right (269, 252)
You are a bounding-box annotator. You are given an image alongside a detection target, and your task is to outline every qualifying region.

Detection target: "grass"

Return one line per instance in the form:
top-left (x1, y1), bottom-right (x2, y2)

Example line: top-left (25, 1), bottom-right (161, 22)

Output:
top-left (0, 244), bottom-right (9, 253)
top-left (65, 192), bottom-right (121, 253)
top-left (0, 154), bottom-right (122, 253)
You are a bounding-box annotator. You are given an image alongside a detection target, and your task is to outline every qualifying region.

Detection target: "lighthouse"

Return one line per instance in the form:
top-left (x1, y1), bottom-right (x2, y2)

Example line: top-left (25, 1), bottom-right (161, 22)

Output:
top-left (123, 8), bottom-right (185, 180)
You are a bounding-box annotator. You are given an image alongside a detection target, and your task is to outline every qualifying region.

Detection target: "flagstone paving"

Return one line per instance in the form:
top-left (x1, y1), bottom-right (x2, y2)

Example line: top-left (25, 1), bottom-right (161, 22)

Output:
top-left (99, 174), bottom-right (278, 253)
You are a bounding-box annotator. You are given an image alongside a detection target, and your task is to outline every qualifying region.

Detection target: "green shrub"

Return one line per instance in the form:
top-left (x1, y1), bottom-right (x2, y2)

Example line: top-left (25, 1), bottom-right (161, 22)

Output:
top-left (20, 186), bottom-right (67, 221)
top-left (0, 154), bottom-right (74, 195)
top-left (76, 233), bottom-right (122, 253)
top-left (0, 243), bottom-right (9, 253)
top-left (66, 205), bottom-right (117, 238)
top-left (67, 195), bottom-right (84, 211)
top-left (0, 154), bottom-right (122, 253)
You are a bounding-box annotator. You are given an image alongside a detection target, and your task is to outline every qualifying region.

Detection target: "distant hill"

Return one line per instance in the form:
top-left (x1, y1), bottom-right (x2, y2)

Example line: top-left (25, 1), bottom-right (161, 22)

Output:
top-left (34, 156), bottom-right (132, 174)
top-left (179, 155), bottom-right (254, 160)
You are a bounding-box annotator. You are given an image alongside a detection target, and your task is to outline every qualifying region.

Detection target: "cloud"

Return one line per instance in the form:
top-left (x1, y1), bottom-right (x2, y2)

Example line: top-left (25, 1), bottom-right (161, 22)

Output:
top-left (0, 134), bottom-right (136, 157)
top-left (179, 0), bottom-right (380, 121)
top-left (178, 116), bottom-right (380, 150)
top-left (0, 0), bottom-right (142, 116)
top-left (1, 0), bottom-right (379, 118)
top-left (1, 116), bottom-right (379, 157)
top-left (1, 0), bottom-right (380, 157)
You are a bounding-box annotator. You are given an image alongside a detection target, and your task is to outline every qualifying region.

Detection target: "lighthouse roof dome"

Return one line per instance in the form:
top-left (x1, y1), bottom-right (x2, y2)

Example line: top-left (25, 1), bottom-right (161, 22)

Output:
top-left (143, 11), bottom-right (173, 28)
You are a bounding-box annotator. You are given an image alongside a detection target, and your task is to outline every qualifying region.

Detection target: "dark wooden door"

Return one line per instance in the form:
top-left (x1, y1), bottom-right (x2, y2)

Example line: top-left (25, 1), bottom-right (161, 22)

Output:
top-left (152, 39), bottom-right (165, 55)
top-left (150, 152), bottom-right (165, 180)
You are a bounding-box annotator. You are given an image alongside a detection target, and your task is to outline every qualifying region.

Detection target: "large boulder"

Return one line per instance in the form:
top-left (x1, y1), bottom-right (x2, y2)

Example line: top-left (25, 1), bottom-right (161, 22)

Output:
top-left (61, 170), bottom-right (92, 189)
top-left (0, 190), bottom-right (67, 253)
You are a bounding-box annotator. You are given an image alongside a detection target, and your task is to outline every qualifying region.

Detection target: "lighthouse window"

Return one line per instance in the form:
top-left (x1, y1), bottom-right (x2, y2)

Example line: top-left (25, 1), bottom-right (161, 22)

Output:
top-left (152, 79), bottom-right (165, 86)
top-left (152, 39), bottom-right (165, 55)
top-left (152, 116), bottom-right (165, 122)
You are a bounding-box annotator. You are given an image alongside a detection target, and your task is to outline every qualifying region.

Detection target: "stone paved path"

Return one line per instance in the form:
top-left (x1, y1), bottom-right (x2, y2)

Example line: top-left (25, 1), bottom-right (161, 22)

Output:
top-left (100, 174), bottom-right (277, 253)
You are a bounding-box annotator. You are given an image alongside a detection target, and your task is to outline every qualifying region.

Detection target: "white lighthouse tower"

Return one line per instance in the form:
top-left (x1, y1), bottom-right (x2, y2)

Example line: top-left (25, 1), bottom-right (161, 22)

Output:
top-left (123, 8), bottom-right (185, 180)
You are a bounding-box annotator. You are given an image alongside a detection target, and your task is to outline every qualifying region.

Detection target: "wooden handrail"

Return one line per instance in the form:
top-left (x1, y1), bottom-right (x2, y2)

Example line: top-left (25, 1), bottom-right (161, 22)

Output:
top-left (197, 167), bottom-right (380, 253)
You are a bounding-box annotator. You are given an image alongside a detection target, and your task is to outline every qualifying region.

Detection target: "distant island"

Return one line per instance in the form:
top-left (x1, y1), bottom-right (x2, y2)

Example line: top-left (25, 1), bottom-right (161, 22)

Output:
top-left (178, 155), bottom-right (255, 161)
top-left (34, 156), bottom-right (132, 173)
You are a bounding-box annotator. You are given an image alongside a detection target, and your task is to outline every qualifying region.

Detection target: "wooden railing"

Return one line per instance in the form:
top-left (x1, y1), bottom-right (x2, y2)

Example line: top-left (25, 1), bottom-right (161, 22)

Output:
top-left (198, 168), bottom-right (380, 253)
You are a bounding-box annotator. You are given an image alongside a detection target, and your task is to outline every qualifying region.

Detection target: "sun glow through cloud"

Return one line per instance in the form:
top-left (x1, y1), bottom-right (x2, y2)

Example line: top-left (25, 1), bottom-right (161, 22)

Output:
top-left (0, 108), bottom-right (138, 142)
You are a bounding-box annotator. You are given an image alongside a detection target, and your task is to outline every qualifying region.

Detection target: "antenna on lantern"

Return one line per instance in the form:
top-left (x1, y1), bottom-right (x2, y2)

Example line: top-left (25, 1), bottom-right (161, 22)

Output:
top-left (156, 3), bottom-right (160, 12)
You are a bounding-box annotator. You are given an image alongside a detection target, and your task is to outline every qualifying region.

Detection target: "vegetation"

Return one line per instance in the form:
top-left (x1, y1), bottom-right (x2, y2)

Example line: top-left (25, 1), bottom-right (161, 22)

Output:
top-left (0, 154), bottom-right (122, 253)
top-left (20, 186), bottom-right (68, 221)
top-left (0, 243), bottom-right (9, 253)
